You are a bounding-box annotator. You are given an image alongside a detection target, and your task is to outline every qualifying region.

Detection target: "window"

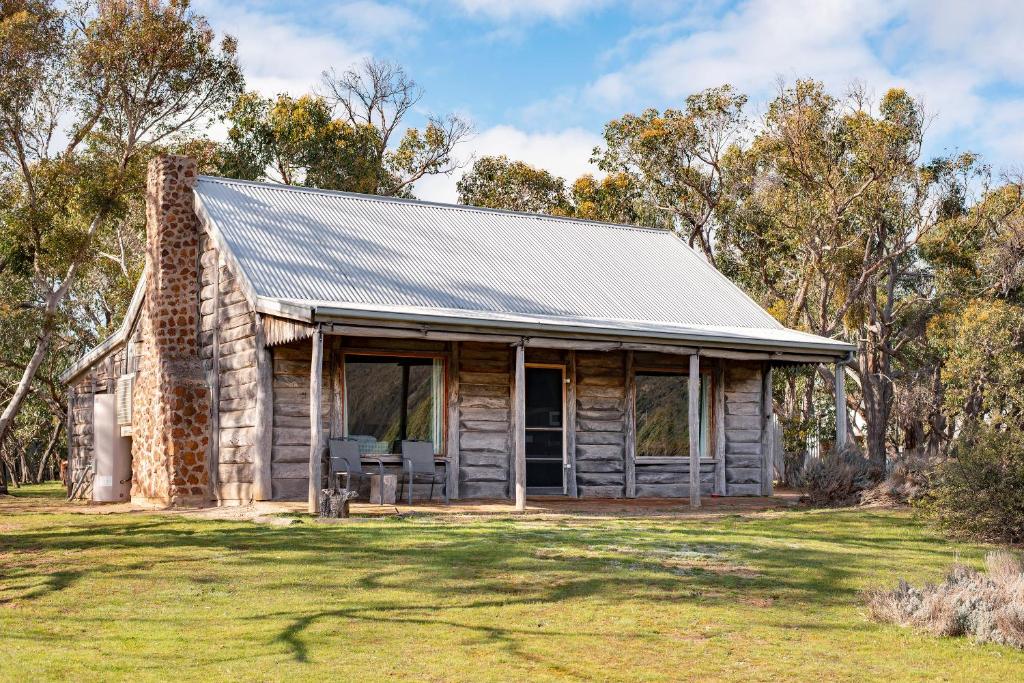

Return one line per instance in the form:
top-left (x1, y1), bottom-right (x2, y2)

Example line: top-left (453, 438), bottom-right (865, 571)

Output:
top-left (634, 371), bottom-right (709, 457)
top-left (343, 355), bottom-right (445, 454)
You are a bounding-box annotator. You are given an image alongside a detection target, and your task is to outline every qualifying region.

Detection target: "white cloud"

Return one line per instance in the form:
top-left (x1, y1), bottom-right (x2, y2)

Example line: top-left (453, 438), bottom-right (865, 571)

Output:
top-left (580, 0), bottom-right (1024, 172)
top-left (452, 0), bottom-right (610, 22)
top-left (195, 1), bottom-right (367, 97)
top-left (413, 125), bottom-right (603, 203)
top-left (329, 1), bottom-right (424, 44)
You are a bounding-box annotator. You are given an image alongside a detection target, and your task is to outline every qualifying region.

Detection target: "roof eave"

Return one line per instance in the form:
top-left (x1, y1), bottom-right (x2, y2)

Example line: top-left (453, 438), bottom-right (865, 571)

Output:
top-left (306, 302), bottom-right (854, 357)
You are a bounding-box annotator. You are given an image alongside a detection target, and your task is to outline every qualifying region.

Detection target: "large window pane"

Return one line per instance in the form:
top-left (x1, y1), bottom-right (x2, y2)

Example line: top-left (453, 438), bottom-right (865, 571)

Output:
top-left (635, 372), bottom-right (708, 457)
top-left (344, 355), bottom-right (444, 454)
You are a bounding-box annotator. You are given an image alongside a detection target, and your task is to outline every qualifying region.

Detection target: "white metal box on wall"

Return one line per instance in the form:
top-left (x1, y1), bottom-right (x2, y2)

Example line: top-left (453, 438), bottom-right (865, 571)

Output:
top-left (92, 394), bottom-right (132, 502)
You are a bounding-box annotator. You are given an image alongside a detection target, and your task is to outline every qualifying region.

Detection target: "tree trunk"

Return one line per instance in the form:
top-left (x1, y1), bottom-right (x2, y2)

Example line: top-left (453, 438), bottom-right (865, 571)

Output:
top-left (35, 421), bottom-right (61, 483)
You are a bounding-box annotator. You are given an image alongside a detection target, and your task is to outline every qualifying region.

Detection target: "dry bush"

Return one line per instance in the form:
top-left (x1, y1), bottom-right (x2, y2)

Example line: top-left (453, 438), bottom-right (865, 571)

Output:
top-left (860, 451), bottom-right (936, 507)
top-left (797, 446), bottom-right (877, 507)
top-left (866, 551), bottom-right (1024, 649)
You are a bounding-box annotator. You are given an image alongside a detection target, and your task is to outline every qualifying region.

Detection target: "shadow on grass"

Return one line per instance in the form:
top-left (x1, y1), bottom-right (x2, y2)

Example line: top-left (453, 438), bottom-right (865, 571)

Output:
top-left (0, 503), bottom-right (957, 669)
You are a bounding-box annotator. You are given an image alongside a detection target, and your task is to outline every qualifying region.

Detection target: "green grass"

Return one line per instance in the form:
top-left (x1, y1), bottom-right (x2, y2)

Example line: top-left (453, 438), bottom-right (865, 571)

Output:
top-left (2, 484), bottom-right (1021, 681)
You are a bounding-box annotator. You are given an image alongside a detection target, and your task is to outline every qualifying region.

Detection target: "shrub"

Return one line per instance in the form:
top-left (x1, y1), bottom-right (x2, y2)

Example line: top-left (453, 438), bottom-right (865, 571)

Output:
top-left (797, 446), bottom-right (877, 507)
top-left (860, 450), bottom-right (936, 507)
top-left (866, 551), bottom-right (1024, 649)
top-left (926, 427), bottom-right (1024, 544)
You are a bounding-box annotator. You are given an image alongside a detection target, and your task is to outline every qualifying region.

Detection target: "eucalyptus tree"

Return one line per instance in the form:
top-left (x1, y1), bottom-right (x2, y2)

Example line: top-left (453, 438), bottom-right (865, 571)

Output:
top-left (0, 0), bottom-right (242, 453)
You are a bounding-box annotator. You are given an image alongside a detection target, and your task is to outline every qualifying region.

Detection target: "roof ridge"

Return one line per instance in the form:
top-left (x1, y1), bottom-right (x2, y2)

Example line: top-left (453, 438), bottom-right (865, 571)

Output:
top-left (195, 174), bottom-right (675, 236)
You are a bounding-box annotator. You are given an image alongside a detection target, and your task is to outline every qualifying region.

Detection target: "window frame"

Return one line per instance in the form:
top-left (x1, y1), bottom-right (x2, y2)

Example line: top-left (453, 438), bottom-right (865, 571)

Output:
top-left (341, 350), bottom-right (448, 456)
top-left (632, 365), bottom-right (714, 460)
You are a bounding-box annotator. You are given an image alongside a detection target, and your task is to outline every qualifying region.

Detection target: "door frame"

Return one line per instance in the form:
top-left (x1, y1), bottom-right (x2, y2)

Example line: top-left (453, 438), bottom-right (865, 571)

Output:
top-left (523, 363), bottom-right (568, 495)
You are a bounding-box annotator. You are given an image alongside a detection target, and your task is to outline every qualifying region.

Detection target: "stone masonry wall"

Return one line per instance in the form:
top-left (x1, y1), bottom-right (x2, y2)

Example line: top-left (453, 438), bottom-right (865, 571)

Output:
top-left (130, 155), bottom-right (211, 506)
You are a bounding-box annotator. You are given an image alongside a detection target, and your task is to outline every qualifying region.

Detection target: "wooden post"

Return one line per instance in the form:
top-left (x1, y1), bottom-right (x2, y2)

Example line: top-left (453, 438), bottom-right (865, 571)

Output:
top-left (253, 315), bottom-right (273, 500)
top-left (714, 363), bottom-right (726, 496)
top-left (565, 350), bottom-right (578, 498)
top-left (329, 340), bottom-right (343, 438)
top-left (835, 361), bottom-right (847, 452)
top-left (308, 327), bottom-right (324, 514)
top-left (513, 342), bottom-right (526, 511)
top-left (624, 350), bottom-right (636, 498)
top-left (761, 364), bottom-right (774, 496)
top-left (446, 341), bottom-right (461, 499)
top-left (209, 253), bottom-right (221, 501)
top-left (689, 353), bottom-right (701, 509)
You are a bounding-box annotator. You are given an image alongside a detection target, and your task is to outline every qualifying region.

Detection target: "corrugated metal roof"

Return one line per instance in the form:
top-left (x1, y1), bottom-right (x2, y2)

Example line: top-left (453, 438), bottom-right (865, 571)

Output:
top-left (193, 176), bottom-right (851, 354)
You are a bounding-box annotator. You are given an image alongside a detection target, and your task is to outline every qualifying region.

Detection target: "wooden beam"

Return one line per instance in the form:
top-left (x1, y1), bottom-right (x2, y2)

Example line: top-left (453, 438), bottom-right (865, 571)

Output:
top-left (209, 253), bottom-right (221, 501)
top-left (446, 341), bottom-right (461, 499)
top-left (308, 327), bottom-right (324, 513)
top-left (689, 353), bottom-right (701, 509)
top-left (513, 343), bottom-right (526, 511)
top-left (624, 350), bottom-right (636, 498)
top-left (835, 361), bottom-right (847, 452)
top-left (324, 323), bottom-right (520, 345)
top-left (714, 362), bottom-right (726, 496)
top-left (253, 315), bottom-right (273, 500)
top-left (329, 339), bottom-right (343, 438)
top-left (565, 350), bottom-right (578, 498)
top-left (761, 364), bottom-right (774, 496)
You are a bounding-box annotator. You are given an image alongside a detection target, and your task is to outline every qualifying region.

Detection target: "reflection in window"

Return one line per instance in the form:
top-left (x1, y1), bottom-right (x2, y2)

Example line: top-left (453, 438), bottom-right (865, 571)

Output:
top-left (635, 372), bottom-right (708, 457)
top-left (344, 355), bottom-right (444, 454)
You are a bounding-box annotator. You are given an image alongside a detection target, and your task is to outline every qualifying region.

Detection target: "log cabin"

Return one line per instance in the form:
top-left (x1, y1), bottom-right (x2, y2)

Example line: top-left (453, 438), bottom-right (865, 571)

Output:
top-left (61, 155), bottom-right (854, 510)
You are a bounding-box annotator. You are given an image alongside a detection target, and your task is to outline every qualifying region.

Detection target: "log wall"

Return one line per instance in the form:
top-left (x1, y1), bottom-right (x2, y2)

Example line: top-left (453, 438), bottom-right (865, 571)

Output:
top-left (723, 362), bottom-right (767, 496)
top-left (198, 235), bottom-right (260, 503)
top-left (67, 330), bottom-right (137, 500)
top-left (574, 351), bottom-right (628, 498)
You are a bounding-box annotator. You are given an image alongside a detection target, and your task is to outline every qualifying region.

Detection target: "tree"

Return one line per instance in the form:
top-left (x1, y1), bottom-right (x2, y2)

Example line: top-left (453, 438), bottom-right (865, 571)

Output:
top-left (221, 58), bottom-right (471, 197)
top-left (593, 85), bottom-right (747, 260)
top-left (0, 0), bottom-right (242, 455)
top-left (218, 92), bottom-right (382, 192)
top-left (320, 58), bottom-right (471, 196)
top-left (456, 155), bottom-right (571, 215)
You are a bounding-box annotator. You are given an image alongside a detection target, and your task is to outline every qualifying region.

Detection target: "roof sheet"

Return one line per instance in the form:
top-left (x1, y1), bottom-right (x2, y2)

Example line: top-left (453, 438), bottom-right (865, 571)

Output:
top-left (193, 176), bottom-right (850, 353)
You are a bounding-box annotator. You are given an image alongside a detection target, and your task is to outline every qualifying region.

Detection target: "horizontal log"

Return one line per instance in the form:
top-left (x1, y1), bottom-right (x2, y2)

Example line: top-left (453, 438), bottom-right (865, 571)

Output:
top-left (726, 429), bottom-right (761, 444)
top-left (460, 420), bottom-right (510, 432)
top-left (216, 482), bottom-right (255, 503)
top-left (272, 445), bottom-right (309, 463)
top-left (460, 407), bottom-right (508, 424)
top-left (458, 465), bottom-right (508, 482)
top-left (725, 442), bottom-right (761, 456)
top-left (725, 414), bottom-right (761, 431)
top-left (460, 383), bottom-right (510, 399)
top-left (219, 350), bottom-right (257, 373)
top-left (726, 401), bottom-right (760, 416)
top-left (576, 444), bottom-right (623, 460)
top-left (271, 477), bottom-right (307, 501)
top-left (726, 454), bottom-right (762, 469)
top-left (576, 432), bottom-right (624, 446)
top-left (220, 381), bottom-right (258, 402)
top-left (220, 409), bottom-right (257, 429)
top-left (218, 462), bottom-right (254, 484)
top-left (460, 395), bottom-right (509, 410)
top-left (577, 485), bottom-right (624, 499)
top-left (459, 452), bottom-right (509, 468)
top-left (459, 359), bottom-right (509, 373)
top-left (635, 482), bottom-right (713, 498)
top-left (273, 427), bottom-right (313, 446)
top-left (576, 472), bottom-right (624, 486)
top-left (459, 432), bottom-right (508, 452)
top-left (726, 467), bottom-right (762, 484)
top-left (459, 481), bottom-right (508, 499)
top-left (221, 428), bottom-right (255, 449)
top-left (577, 418), bottom-right (624, 432)
top-left (220, 446), bottom-right (254, 464)
top-left (459, 371), bottom-right (509, 386)
top-left (574, 459), bottom-right (622, 473)
top-left (577, 408), bottom-right (623, 421)
top-left (272, 461), bottom-right (309, 479)
top-left (726, 483), bottom-right (763, 496)
top-left (575, 385), bottom-right (625, 399)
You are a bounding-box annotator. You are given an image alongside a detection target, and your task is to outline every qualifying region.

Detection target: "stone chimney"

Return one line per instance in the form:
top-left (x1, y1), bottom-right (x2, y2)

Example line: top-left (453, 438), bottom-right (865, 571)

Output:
top-left (131, 155), bottom-right (211, 506)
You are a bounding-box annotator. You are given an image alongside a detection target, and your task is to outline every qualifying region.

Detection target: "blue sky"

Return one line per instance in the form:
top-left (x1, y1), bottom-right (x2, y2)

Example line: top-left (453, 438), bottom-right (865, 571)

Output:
top-left (194, 0), bottom-right (1024, 202)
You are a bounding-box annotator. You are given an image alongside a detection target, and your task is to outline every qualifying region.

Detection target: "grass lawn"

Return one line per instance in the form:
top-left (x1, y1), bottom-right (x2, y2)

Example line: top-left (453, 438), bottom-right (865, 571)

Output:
top-left (2, 484), bottom-right (1021, 681)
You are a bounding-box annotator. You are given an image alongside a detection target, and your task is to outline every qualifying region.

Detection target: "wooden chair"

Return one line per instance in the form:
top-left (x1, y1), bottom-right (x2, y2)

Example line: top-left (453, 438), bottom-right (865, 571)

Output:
top-left (399, 440), bottom-right (447, 505)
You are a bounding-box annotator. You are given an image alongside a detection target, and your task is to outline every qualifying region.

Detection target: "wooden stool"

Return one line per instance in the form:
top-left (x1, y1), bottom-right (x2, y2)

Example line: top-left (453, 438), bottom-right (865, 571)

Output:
top-left (369, 473), bottom-right (398, 505)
